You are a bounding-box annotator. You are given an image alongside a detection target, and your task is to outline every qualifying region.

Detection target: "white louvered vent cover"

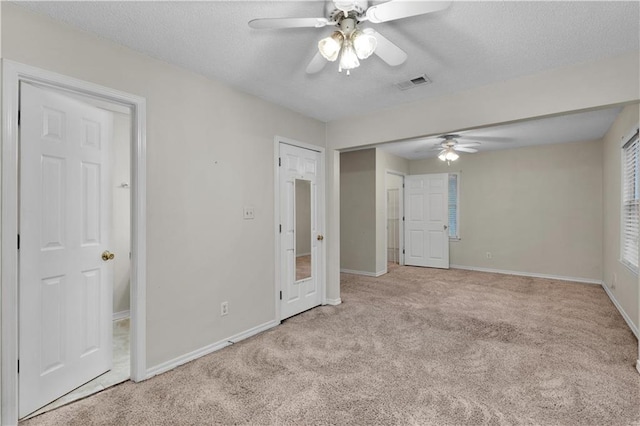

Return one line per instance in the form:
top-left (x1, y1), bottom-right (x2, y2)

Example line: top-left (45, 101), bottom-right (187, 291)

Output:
top-left (395, 74), bottom-right (432, 91)
top-left (622, 129), bottom-right (640, 270)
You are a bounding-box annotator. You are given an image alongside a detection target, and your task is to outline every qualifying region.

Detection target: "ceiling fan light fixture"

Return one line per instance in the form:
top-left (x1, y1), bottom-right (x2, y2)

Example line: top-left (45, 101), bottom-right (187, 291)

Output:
top-left (318, 31), bottom-right (344, 62)
top-left (334, 0), bottom-right (358, 14)
top-left (352, 29), bottom-right (377, 59)
top-left (438, 148), bottom-right (459, 162)
top-left (338, 40), bottom-right (360, 75)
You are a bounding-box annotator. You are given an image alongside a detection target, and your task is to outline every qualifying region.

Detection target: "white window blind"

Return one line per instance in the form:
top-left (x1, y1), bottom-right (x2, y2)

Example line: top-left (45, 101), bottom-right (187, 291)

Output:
top-left (448, 173), bottom-right (459, 239)
top-left (622, 129), bottom-right (639, 271)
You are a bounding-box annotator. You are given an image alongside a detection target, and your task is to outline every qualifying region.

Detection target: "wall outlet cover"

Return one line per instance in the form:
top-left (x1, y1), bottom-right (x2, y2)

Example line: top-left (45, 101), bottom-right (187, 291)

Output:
top-left (243, 207), bottom-right (255, 220)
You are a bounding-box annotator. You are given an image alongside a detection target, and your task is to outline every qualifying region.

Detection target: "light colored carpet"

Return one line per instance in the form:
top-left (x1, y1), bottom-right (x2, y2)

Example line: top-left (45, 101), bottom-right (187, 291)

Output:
top-left (23, 267), bottom-right (640, 425)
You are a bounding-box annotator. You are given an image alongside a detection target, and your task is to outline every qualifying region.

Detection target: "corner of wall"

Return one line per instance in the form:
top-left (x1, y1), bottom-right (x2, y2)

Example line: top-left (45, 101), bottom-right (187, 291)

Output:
top-left (601, 103), bottom-right (640, 334)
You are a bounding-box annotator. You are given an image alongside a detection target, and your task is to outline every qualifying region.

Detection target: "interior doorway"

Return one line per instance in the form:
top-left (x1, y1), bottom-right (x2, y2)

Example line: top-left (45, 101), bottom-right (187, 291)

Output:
top-left (404, 173), bottom-right (450, 269)
top-left (386, 172), bottom-right (405, 269)
top-left (275, 138), bottom-right (326, 321)
top-left (279, 142), bottom-right (323, 319)
top-left (18, 83), bottom-right (132, 419)
top-left (2, 60), bottom-right (147, 426)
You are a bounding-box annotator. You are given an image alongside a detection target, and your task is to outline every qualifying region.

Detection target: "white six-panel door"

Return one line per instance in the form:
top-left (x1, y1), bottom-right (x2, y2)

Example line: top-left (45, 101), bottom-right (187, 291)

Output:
top-left (404, 174), bottom-right (450, 269)
top-left (19, 83), bottom-right (114, 417)
top-left (279, 143), bottom-right (323, 320)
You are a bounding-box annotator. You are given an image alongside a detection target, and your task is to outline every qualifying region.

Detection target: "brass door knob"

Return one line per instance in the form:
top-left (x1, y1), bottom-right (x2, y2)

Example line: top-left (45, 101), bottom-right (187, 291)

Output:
top-left (317, 234), bottom-right (324, 241)
top-left (101, 251), bottom-right (115, 261)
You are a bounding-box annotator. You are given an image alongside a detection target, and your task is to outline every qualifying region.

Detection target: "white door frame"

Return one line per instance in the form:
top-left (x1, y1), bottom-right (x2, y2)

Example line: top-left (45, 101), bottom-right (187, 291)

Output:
top-left (1, 60), bottom-right (148, 424)
top-left (385, 170), bottom-right (405, 267)
top-left (273, 136), bottom-right (326, 321)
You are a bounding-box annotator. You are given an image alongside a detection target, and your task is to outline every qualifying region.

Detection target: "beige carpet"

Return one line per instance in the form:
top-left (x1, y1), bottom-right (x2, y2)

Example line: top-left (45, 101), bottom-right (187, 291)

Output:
top-left (23, 267), bottom-right (640, 425)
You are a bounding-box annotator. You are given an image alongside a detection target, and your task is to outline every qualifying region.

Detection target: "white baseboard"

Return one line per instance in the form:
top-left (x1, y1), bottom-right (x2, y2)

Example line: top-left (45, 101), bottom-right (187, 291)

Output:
top-left (601, 283), bottom-right (639, 338)
top-left (113, 310), bottom-right (130, 321)
top-left (145, 319), bottom-right (280, 379)
top-left (296, 252), bottom-right (310, 257)
top-left (325, 298), bottom-right (342, 306)
top-left (340, 268), bottom-right (387, 277)
top-left (636, 360), bottom-right (640, 375)
top-left (450, 265), bottom-right (603, 285)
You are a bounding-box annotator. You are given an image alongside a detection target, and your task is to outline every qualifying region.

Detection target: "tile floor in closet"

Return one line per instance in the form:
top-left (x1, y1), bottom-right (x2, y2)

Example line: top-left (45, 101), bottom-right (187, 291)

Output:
top-left (26, 318), bottom-right (130, 420)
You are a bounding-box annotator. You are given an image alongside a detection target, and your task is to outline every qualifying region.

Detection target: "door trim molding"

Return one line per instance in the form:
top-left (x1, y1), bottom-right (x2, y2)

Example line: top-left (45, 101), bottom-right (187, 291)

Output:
top-left (1, 60), bottom-right (148, 424)
top-left (274, 137), bottom-right (326, 322)
top-left (385, 170), bottom-right (406, 267)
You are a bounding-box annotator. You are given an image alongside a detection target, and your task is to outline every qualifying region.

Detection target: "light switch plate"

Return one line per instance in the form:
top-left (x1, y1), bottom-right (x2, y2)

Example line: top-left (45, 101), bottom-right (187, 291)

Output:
top-left (243, 207), bottom-right (255, 220)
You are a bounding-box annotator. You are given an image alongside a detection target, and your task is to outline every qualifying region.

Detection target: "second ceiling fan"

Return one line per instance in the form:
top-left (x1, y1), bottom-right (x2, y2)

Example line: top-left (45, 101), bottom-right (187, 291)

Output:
top-left (249, 0), bottom-right (452, 75)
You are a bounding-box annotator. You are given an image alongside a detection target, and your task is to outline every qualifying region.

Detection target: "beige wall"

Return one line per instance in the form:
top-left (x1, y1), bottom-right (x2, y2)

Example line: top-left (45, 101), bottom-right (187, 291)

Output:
top-left (410, 140), bottom-right (604, 282)
top-left (326, 150), bottom-right (341, 302)
top-left (340, 149), bottom-right (376, 273)
top-left (339, 148), bottom-right (408, 275)
top-left (603, 103), bottom-right (640, 332)
top-left (327, 51), bottom-right (640, 150)
top-left (375, 149), bottom-right (409, 273)
top-left (2, 4), bottom-right (326, 367)
top-left (111, 112), bottom-right (131, 315)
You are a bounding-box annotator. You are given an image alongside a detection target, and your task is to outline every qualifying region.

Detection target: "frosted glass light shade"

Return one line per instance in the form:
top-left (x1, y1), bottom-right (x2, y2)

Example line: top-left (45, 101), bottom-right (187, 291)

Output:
top-left (438, 148), bottom-right (459, 162)
top-left (353, 30), bottom-right (377, 59)
top-left (447, 150), bottom-right (459, 161)
top-left (339, 41), bottom-right (360, 72)
top-left (318, 31), bottom-right (344, 62)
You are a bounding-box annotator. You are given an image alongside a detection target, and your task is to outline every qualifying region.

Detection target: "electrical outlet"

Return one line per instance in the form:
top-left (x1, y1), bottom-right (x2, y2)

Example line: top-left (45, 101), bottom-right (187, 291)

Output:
top-left (243, 207), bottom-right (255, 220)
top-left (221, 301), bottom-right (229, 316)
top-left (486, 251), bottom-right (492, 259)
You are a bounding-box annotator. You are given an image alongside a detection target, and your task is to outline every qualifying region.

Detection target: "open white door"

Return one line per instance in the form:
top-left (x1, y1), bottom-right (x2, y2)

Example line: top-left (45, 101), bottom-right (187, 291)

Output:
top-left (19, 83), bottom-right (114, 417)
top-left (279, 143), bottom-right (323, 320)
top-left (404, 173), bottom-right (449, 268)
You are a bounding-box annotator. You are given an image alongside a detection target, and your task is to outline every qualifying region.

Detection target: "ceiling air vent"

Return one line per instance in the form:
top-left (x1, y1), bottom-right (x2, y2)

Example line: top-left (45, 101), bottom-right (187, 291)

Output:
top-left (395, 74), bottom-right (432, 91)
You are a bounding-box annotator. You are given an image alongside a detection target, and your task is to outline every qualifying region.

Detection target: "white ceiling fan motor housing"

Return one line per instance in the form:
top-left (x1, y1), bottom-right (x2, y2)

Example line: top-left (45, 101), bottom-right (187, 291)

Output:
top-left (326, 0), bottom-right (369, 21)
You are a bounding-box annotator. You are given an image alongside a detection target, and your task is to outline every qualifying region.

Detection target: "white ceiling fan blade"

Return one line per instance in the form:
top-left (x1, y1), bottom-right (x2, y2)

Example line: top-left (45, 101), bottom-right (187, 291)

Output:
top-left (456, 143), bottom-right (480, 148)
top-left (458, 136), bottom-right (513, 143)
top-left (454, 147), bottom-right (478, 153)
top-left (366, 1), bottom-right (452, 23)
top-left (249, 17), bottom-right (330, 30)
top-left (371, 30), bottom-right (407, 66)
top-left (306, 51), bottom-right (327, 74)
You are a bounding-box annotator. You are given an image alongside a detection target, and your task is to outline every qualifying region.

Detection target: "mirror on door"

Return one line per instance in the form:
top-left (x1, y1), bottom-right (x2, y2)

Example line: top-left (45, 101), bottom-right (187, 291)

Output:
top-left (295, 179), bottom-right (312, 281)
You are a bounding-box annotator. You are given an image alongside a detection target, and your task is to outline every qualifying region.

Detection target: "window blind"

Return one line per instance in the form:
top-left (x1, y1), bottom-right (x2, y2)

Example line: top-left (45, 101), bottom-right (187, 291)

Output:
top-left (448, 174), bottom-right (458, 239)
top-left (622, 130), bottom-right (639, 271)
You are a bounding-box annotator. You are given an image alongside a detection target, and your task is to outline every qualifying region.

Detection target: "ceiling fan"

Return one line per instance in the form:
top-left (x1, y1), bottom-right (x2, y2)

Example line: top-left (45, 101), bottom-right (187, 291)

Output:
top-left (432, 134), bottom-right (479, 163)
top-left (248, 0), bottom-right (452, 75)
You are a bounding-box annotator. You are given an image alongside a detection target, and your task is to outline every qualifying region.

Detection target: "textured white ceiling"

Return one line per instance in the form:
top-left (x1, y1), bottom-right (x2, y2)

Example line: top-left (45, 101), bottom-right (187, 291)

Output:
top-left (16, 1), bottom-right (639, 122)
top-left (377, 106), bottom-right (622, 160)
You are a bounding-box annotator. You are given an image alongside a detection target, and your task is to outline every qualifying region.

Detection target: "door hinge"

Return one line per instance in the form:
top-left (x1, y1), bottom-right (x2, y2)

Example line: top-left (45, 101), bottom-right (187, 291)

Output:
top-left (279, 291), bottom-right (282, 300)
top-left (17, 110), bottom-right (21, 127)
top-left (278, 157), bottom-right (282, 167)
top-left (17, 234), bottom-right (20, 250)
top-left (279, 224), bottom-right (282, 233)
top-left (402, 216), bottom-right (405, 221)
top-left (17, 360), bottom-right (19, 373)
top-left (403, 249), bottom-right (405, 254)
